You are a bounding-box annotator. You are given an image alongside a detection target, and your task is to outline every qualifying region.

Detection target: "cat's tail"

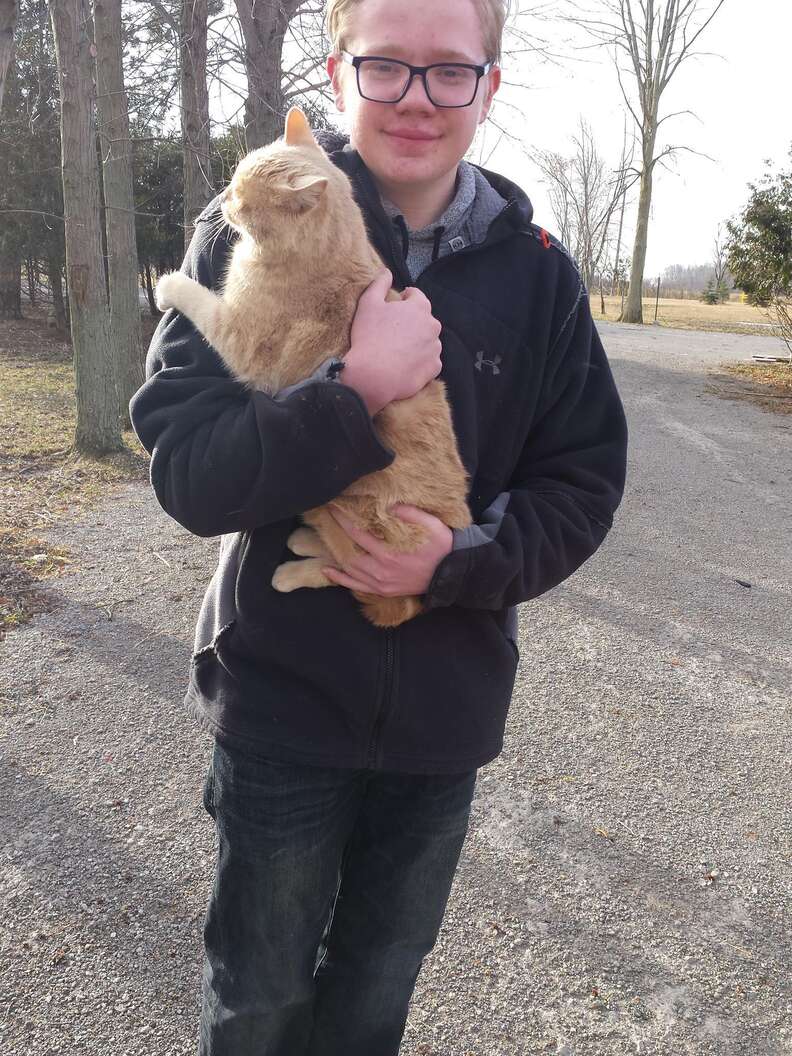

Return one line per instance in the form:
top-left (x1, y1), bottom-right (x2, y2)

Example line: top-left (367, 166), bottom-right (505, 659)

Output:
top-left (355, 593), bottom-right (423, 629)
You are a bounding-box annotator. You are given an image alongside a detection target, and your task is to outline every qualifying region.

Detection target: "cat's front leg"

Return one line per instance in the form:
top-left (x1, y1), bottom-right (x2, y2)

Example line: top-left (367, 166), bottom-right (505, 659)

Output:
top-left (272, 558), bottom-right (333, 592)
top-left (156, 272), bottom-right (230, 353)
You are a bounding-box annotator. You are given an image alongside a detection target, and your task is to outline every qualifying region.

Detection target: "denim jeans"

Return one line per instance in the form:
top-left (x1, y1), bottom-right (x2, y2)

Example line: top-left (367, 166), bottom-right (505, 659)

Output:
top-left (198, 738), bottom-right (478, 1056)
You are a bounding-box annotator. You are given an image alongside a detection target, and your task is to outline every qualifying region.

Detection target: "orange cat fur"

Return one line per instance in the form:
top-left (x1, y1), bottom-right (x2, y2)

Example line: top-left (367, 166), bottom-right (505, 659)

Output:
top-left (156, 107), bottom-right (471, 628)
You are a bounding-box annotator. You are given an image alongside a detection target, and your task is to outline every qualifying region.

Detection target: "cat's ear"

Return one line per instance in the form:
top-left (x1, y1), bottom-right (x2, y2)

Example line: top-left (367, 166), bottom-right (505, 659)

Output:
top-left (275, 175), bottom-right (328, 213)
top-left (284, 107), bottom-right (319, 150)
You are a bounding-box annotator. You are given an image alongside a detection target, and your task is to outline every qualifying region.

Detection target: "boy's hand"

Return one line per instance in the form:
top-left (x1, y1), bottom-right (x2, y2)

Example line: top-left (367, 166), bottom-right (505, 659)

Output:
top-left (341, 271), bottom-right (443, 416)
top-left (322, 505), bottom-right (453, 597)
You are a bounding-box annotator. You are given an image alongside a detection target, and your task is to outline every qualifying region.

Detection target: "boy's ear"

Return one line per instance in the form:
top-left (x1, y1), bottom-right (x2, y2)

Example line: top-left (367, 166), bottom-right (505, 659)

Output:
top-left (327, 54), bottom-right (346, 113)
top-left (478, 64), bottom-right (501, 124)
top-left (284, 107), bottom-right (319, 148)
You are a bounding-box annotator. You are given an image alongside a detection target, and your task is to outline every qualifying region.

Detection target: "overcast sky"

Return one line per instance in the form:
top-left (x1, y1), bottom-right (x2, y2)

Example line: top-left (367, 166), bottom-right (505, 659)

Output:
top-left (487, 0), bottom-right (792, 275)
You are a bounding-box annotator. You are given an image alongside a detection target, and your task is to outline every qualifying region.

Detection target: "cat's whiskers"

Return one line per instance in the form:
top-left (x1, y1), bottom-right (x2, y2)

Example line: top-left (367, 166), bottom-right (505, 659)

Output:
top-left (204, 214), bottom-right (236, 272)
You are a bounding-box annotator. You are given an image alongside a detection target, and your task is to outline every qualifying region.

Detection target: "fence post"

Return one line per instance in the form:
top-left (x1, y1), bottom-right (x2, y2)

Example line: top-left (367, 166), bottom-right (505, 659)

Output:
top-left (654, 276), bottom-right (661, 322)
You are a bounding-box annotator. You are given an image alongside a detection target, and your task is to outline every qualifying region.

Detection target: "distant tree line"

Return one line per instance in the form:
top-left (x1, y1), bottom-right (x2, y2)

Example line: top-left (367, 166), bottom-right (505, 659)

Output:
top-left (660, 262), bottom-right (733, 301)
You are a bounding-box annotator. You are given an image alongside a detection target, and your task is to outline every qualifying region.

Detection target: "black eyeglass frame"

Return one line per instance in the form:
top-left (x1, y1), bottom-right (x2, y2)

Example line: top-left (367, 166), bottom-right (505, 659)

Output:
top-left (339, 51), bottom-right (494, 109)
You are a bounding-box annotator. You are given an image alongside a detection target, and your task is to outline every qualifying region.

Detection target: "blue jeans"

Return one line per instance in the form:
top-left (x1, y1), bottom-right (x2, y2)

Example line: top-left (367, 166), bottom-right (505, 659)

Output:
top-left (199, 738), bottom-right (478, 1055)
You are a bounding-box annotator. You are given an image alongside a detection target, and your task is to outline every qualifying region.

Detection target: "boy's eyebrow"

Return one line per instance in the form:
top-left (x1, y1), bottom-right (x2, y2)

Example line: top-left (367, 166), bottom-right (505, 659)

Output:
top-left (360, 46), bottom-right (482, 64)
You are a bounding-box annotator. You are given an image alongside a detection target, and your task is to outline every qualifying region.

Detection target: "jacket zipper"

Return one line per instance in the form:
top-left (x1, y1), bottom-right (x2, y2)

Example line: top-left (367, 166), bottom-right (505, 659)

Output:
top-left (367, 628), bottom-right (395, 769)
top-left (358, 167), bottom-right (520, 288)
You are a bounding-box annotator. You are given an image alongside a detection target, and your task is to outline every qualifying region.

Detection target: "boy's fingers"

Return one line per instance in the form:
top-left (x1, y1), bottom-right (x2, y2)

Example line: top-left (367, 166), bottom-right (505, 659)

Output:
top-left (324, 567), bottom-right (383, 595)
top-left (390, 504), bottom-right (435, 527)
top-left (399, 286), bottom-right (427, 303)
top-left (366, 269), bottom-right (393, 299)
top-left (330, 508), bottom-right (390, 559)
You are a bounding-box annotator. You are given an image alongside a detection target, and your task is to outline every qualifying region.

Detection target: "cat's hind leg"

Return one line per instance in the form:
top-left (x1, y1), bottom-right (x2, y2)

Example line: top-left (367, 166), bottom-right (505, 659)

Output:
top-left (287, 526), bottom-right (331, 558)
top-left (272, 558), bottom-right (333, 593)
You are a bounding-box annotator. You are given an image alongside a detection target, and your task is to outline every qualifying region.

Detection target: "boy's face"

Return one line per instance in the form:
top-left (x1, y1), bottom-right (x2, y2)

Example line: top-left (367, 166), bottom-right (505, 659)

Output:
top-left (327, 0), bottom-right (501, 195)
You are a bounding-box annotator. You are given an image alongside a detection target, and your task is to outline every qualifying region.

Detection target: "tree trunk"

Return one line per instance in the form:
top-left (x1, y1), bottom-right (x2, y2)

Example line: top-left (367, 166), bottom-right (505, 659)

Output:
top-left (233, 0), bottom-right (301, 151)
top-left (621, 134), bottom-right (655, 325)
top-left (94, 0), bottom-right (143, 428)
top-left (181, 0), bottom-right (212, 250)
top-left (143, 262), bottom-right (157, 315)
top-left (26, 256), bottom-right (36, 306)
top-left (0, 0), bottom-right (18, 113)
top-left (47, 256), bottom-right (68, 330)
top-left (0, 250), bottom-right (22, 318)
top-left (50, 0), bottom-right (121, 455)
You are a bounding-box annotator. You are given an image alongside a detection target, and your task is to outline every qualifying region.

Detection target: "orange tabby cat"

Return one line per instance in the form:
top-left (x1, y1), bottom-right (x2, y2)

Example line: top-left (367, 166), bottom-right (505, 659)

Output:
top-left (155, 107), bottom-right (471, 627)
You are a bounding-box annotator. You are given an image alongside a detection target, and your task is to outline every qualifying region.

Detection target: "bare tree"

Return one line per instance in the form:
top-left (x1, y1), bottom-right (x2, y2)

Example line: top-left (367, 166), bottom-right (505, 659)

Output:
top-left (94, 0), bottom-right (144, 424)
top-left (712, 222), bottom-right (728, 288)
top-left (610, 182), bottom-right (627, 294)
top-left (234, 0), bottom-right (303, 150)
top-left (566, 0), bottom-right (726, 323)
top-left (535, 118), bottom-right (632, 290)
top-left (49, 0), bottom-right (121, 454)
top-left (181, 0), bottom-right (212, 244)
top-left (0, 0), bottom-right (17, 112)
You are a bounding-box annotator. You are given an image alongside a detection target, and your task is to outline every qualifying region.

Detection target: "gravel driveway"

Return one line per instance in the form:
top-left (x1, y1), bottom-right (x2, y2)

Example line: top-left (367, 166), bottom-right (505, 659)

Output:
top-left (1, 322), bottom-right (790, 1055)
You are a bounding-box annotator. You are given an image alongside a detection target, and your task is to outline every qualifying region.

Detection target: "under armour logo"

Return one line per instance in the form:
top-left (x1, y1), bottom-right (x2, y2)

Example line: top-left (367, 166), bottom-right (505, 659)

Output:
top-left (475, 350), bottom-right (502, 375)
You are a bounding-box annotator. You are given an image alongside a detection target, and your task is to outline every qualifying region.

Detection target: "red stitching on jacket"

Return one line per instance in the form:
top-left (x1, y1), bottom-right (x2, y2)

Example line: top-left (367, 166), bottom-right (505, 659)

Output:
top-left (540, 228), bottom-right (551, 249)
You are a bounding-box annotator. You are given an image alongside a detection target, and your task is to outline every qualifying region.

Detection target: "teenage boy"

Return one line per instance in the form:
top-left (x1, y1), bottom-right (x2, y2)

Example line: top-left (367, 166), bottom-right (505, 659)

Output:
top-left (129, 0), bottom-right (628, 1052)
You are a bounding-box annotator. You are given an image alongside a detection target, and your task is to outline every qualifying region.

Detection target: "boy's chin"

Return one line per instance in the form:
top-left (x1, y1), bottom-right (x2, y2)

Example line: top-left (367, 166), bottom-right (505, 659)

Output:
top-left (373, 150), bottom-right (450, 186)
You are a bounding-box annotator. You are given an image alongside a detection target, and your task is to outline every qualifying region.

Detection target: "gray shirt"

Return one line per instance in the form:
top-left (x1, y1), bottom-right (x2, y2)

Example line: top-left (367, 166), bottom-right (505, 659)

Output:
top-left (380, 160), bottom-right (508, 282)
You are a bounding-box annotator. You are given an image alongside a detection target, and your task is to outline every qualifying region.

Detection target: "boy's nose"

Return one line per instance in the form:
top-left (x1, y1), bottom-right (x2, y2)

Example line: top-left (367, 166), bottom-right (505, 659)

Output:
top-left (396, 73), bottom-right (435, 111)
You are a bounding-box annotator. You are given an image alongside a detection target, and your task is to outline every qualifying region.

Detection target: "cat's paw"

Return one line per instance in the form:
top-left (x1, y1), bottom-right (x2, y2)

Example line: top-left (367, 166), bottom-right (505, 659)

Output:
top-left (272, 561), bottom-right (304, 592)
top-left (156, 272), bottom-right (190, 312)
top-left (272, 558), bottom-right (331, 591)
top-left (287, 527), bottom-right (329, 558)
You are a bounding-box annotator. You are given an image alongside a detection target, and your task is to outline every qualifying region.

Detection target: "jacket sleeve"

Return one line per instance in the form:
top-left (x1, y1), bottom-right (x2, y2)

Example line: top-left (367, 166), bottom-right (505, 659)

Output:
top-left (129, 217), bottom-right (394, 539)
top-left (424, 288), bottom-right (628, 610)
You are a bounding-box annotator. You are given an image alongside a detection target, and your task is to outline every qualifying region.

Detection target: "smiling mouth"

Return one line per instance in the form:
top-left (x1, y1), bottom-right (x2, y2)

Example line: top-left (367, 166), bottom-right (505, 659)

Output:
top-left (385, 130), bottom-right (439, 142)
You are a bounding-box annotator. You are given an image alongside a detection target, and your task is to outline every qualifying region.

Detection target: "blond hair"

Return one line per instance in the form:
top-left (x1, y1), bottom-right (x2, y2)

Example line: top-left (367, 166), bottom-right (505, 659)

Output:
top-left (325, 0), bottom-right (511, 65)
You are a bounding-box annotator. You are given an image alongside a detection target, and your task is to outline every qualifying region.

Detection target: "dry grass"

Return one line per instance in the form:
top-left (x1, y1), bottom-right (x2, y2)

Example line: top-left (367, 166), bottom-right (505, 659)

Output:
top-left (0, 309), bottom-right (154, 635)
top-left (590, 294), bottom-right (780, 337)
top-left (707, 361), bottom-right (792, 415)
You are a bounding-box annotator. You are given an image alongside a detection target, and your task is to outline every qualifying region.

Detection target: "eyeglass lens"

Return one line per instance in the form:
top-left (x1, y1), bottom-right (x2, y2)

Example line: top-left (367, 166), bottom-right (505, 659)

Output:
top-left (358, 60), bottom-right (479, 106)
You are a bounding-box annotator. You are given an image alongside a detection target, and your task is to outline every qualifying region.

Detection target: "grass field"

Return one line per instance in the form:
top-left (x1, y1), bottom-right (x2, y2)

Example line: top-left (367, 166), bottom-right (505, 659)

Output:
top-left (590, 294), bottom-right (781, 337)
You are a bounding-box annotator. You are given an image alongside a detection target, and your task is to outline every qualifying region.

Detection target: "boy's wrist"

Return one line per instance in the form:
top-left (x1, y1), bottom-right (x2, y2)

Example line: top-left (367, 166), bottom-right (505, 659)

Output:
top-left (338, 355), bottom-right (387, 416)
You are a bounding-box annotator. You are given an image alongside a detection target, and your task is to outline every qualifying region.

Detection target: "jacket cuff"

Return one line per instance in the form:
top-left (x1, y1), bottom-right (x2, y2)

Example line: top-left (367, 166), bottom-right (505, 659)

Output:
top-left (274, 358), bottom-right (346, 402)
top-left (423, 536), bottom-right (473, 609)
top-left (324, 381), bottom-right (393, 465)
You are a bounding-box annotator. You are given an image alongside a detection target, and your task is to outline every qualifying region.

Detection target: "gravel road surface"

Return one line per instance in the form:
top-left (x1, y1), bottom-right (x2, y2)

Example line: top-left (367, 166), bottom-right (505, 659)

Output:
top-left (1, 322), bottom-right (790, 1055)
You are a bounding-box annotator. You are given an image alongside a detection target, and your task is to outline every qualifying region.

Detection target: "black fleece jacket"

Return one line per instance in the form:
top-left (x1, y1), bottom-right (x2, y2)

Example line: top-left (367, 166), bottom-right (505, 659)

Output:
top-left (129, 142), bottom-right (628, 775)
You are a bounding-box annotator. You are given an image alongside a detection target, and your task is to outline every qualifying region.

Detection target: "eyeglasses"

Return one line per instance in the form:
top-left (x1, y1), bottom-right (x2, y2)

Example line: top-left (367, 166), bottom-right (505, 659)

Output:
top-left (339, 51), bottom-right (493, 109)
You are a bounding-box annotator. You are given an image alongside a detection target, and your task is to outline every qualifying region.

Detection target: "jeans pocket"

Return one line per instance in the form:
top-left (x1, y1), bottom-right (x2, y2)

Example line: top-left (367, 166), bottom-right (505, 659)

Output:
top-left (202, 751), bottom-right (217, 819)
